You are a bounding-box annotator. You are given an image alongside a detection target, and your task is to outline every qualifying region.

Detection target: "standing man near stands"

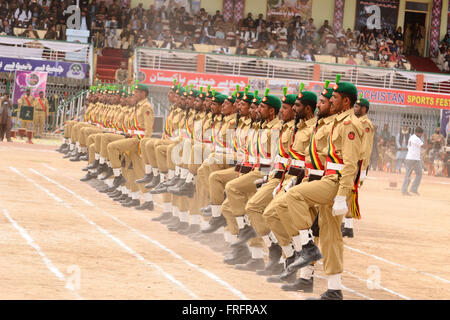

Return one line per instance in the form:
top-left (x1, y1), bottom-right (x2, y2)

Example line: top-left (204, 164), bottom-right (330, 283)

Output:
top-left (0, 92), bottom-right (12, 142)
top-left (402, 126), bottom-right (424, 196)
top-left (395, 125), bottom-right (410, 173)
top-left (33, 91), bottom-right (49, 139)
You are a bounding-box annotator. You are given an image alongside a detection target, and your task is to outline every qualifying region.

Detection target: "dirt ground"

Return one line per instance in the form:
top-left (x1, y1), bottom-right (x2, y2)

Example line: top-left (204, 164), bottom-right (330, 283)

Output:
top-left (0, 140), bottom-right (449, 300)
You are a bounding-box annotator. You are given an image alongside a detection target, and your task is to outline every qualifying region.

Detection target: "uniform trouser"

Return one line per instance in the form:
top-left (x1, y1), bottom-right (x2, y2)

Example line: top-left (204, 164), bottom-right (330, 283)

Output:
top-left (64, 121), bottom-right (77, 139)
top-left (100, 133), bottom-right (125, 159)
top-left (33, 110), bottom-right (45, 137)
top-left (80, 127), bottom-right (103, 147)
top-left (87, 133), bottom-right (103, 163)
top-left (226, 170), bottom-right (262, 217)
top-left (245, 177), bottom-right (281, 237)
top-left (108, 137), bottom-right (140, 169)
top-left (209, 167), bottom-right (239, 205)
top-left (71, 122), bottom-right (91, 143)
top-left (0, 118), bottom-right (12, 141)
top-left (281, 175), bottom-right (343, 275)
top-left (22, 120), bottom-right (32, 131)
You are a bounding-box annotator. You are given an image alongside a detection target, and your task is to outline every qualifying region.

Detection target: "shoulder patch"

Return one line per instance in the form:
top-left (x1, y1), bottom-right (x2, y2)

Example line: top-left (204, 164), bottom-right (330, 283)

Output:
top-left (365, 127), bottom-right (370, 133)
top-left (146, 111), bottom-right (150, 116)
top-left (344, 120), bottom-right (351, 125)
top-left (348, 132), bottom-right (355, 140)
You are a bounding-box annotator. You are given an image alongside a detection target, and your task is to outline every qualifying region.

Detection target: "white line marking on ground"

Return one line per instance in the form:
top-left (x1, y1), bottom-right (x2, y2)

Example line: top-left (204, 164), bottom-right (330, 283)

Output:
top-left (31, 169), bottom-right (249, 300)
top-left (41, 163), bottom-right (57, 172)
top-left (344, 245), bottom-right (450, 285)
top-left (342, 269), bottom-right (411, 300)
top-left (10, 167), bottom-right (199, 300)
top-left (1, 207), bottom-right (83, 300)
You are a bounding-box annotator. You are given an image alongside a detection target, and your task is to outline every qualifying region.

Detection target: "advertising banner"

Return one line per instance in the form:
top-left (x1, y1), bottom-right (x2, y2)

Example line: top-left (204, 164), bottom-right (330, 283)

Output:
top-left (355, 0), bottom-right (400, 31)
top-left (0, 57), bottom-right (89, 79)
top-left (267, 0), bottom-right (313, 22)
top-left (138, 68), bottom-right (249, 92)
top-left (308, 81), bottom-right (450, 110)
top-left (13, 71), bottom-right (48, 106)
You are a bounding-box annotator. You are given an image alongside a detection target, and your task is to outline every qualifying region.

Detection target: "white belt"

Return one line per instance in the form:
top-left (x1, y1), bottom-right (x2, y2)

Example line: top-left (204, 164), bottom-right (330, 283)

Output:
top-left (170, 136), bottom-right (179, 141)
top-left (116, 130), bottom-right (124, 135)
top-left (248, 156), bottom-right (257, 164)
top-left (326, 162), bottom-right (344, 171)
top-left (134, 130), bottom-right (145, 135)
top-left (260, 158), bottom-right (272, 165)
top-left (274, 155), bottom-right (289, 165)
top-left (291, 159), bottom-right (305, 168)
top-left (216, 146), bottom-right (227, 153)
top-left (309, 169), bottom-right (324, 176)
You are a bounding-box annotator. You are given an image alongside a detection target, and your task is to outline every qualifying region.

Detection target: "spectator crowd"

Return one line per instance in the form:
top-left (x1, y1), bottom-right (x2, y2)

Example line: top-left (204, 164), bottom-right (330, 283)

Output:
top-left (370, 123), bottom-right (449, 177)
top-left (0, 0), bottom-right (414, 70)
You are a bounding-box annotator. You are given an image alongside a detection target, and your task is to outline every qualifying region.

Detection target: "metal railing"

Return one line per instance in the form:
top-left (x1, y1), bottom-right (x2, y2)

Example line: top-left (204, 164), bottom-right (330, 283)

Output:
top-left (54, 90), bottom-right (89, 134)
top-left (135, 47), bottom-right (450, 94)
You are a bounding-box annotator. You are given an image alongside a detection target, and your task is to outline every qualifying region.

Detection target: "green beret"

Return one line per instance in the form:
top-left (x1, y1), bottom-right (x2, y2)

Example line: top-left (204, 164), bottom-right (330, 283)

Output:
top-left (297, 91), bottom-right (318, 104)
top-left (176, 87), bottom-right (185, 96)
top-left (252, 90), bottom-right (262, 105)
top-left (189, 89), bottom-right (200, 97)
top-left (242, 92), bottom-right (254, 104)
top-left (136, 84), bottom-right (149, 93)
top-left (226, 93), bottom-right (237, 104)
top-left (356, 98), bottom-right (370, 108)
top-left (282, 94), bottom-right (297, 105)
top-left (261, 90), bottom-right (281, 111)
top-left (235, 91), bottom-right (245, 100)
top-left (212, 93), bottom-right (227, 104)
top-left (333, 81), bottom-right (357, 99)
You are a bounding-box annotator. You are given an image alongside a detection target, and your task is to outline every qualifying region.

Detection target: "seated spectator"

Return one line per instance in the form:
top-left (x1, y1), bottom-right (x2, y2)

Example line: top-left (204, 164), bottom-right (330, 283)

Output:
top-left (144, 35), bottom-right (156, 48)
top-left (44, 25), bottom-right (58, 40)
top-left (0, 20), bottom-right (14, 36)
top-left (318, 19), bottom-right (333, 38)
top-left (160, 35), bottom-right (176, 50)
top-left (179, 37), bottom-right (194, 51)
top-left (267, 37), bottom-right (278, 51)
top-left (378, 57), bottom-right (389, 68)
top-left (301, 48), bottom-right (314, 62)
top-left (270, 45), bottom-right (283, 59)
top-left (345, 54), bottom-right (357, 65)
top-left (254, 42), bottom-right (268, 58)
top-left (394, 26), bottom-right (404, 46)
top-left (336, 36), bottom-right (347, 57)
top-left (288, 42), bottom-right (300, 59)
top-left (236, 41), bottom-right (248, 56)
top-left (14, 3), bottom-right (32, 28)
top-left (20, 25), bottom-right (39, 39)
top-left (215, 39), bottom-right (231, 55)
top-left (362, 54), bottom-right (372, 67)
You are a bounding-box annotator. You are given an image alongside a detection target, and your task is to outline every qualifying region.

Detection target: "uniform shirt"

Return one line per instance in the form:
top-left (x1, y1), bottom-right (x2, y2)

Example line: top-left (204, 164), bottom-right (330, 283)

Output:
top-left (326, 108), bottom-right (364, 197)
top-left (217, 112), bottom-right (238, 149)
top-left (19, 94), bottom-right (35, 107)
top-left (259, 117), bottom-right (282, 161)
top-left (359, 114), bottom-right (374, 171)
top-left (34, 98), bottom-right (49, 112)
top-left (406, 134), bottom-right (424, 161)
top-left (291, 117), bottom-right (318, 160)
top-left (134, 98), bottom-right (155, 138)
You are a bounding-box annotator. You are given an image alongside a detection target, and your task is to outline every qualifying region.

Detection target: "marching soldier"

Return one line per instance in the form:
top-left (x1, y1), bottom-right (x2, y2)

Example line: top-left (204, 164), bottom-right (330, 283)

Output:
top-left (18, 88), bottom-right (35, 133)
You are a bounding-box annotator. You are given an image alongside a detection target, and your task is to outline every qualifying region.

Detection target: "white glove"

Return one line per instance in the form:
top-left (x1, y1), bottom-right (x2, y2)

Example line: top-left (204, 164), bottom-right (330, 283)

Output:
top-left (283, 178), bottom-right (296, 192)
top-left (360, 170), bottom-right (367, 182)
top-left (332, 195), bottom-right (348, 216)
top-left (272, 186), bottom-right (278, 197)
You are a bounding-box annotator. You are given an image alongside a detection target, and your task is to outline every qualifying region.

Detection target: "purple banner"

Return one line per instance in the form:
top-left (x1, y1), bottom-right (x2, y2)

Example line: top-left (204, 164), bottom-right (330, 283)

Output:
top-left (0, 57), bottom-right (88, 79)
top-left (13, 71), bottom-right (48, 105)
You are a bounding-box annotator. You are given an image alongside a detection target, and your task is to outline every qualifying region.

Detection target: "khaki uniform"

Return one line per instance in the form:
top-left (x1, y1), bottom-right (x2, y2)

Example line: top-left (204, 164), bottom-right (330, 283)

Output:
top-left (280, 109), bottom-right (363, 275)
top-left (33, 97), bottom-right (49, 137)
top-left (264, 115), bottom-right (334, 246)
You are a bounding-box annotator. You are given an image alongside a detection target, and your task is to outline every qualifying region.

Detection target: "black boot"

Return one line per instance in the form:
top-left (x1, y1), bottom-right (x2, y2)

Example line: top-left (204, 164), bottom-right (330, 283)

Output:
top-left (178, 224), bottom-right (200, 235)
top-left (96, 163), bottom-right (108, 176)
top-left (80, 172), bottom-right (96, 182)
top-left (152, 211), bottom-right (172, 222)
top-left (307, 289), bottom-right (343, 300)
top-left (287, 242), bottom-right (322, 273)
top-left (168, 221), bottom-right (188, 232)
top-left (56, 143), bottom-right (68, 153)
top-left (231, 225), bottom-right (257, 247)
top-left (256, 243), bottom-right (282, 276)
top-left (281, 277), bottom-right (314, 292)
top-left (169, 182), bottom-right (195, 198)
top-left (107, 174), bottom-right (126, 192)
top-left (115, 194), bottom-right (129, 202)
top-left (136, 173), bottom-right (153, 184)
top-left (79, 154), bottom-right (88, 161)
top-left (135, 201), bottom-right (154, 211)
top-left (223, 244), bottom-right (251, 265)
top-left (100, 167), bottom-right (114, 180)
top-left (164, 175), bottom-right (182, 187)
top-left (122, 199), bottom-right (140, 208)
top-left (176, 222), bottom-right (191, 234)
top-left (87, 160), bottom-right (99, 170)
top-left (167, 178), bottom-right (186, 193)
top-left (144, 174), bottom-right (160, 189)
top-left (150, 180), bottom-right (169, 194)
top-left (82, 165), bottom-right (89, 172)
top-left (267, 254), bottom-right (298, 283)
top-left (119, 196), bottom-right (132, 204)
top-left (201, 205), bottom-right (212, 214)
top-left (164, 216), bottom-right (180, 226)
top-left (63, 151), bottom-right (73, 158)
top-left (201, 216), bottom-right (226, 233)
top-left (108, 190), bottom-right (122, 198)
top-left (70, 152), bottom-right (81, 162)
top-left (235, 258), bottom-right (265, 271)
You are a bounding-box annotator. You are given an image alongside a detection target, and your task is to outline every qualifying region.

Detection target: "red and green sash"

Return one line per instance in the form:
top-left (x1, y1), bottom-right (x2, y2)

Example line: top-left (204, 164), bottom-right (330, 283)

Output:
top-left (307, 125), bottom-right (325, 171)
top-left (325, 125), bottom-right (344, 176)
